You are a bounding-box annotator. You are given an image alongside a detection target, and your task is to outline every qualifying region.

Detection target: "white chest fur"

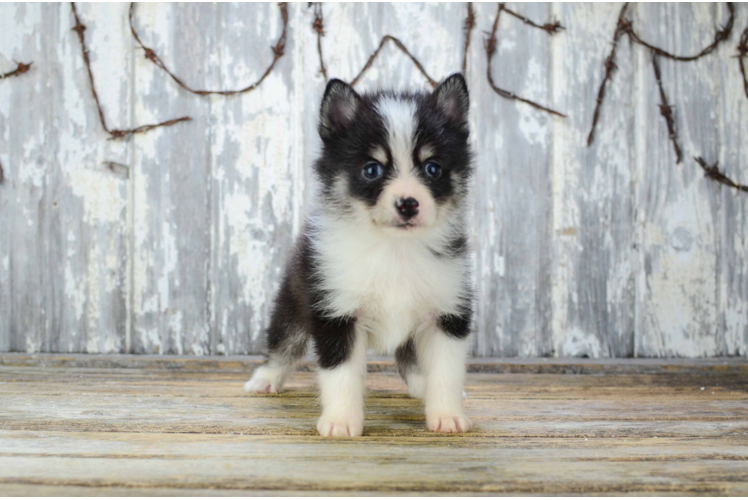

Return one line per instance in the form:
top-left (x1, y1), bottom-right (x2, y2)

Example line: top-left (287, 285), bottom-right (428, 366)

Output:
top-left (310, 214), bottom-right (468, 354)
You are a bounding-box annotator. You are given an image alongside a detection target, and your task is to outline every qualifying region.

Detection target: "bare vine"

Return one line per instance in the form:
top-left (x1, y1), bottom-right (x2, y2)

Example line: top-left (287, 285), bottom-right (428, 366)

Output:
top-left (587, 2), bottom-right (735, 146)
top-left (738, 26), bottom-right (748, 99)
top-left (695, 157), bottom-right (748, 193)
top-left (651, 53), bottom-right (682, 163)
top-left (462, 3), bottom-right (475, 74)
top-left (0, 61), bottom-right (32, 80)
top-left (310, 4), bottom-right (437, 88)
top-left (485, 3), bottom-right (566, 117)
top-left (129, 2), bottom-right (288, 96)
top-left (71, 2), bottom-right (190, 139)
top-left (312, 3), bottom-right (328, 81)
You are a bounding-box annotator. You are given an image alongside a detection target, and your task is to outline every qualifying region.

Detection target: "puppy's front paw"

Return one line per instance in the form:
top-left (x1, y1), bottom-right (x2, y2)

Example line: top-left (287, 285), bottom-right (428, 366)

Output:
top-left (244, 377), bottom-right (278, 394)
top-left (427, 414), bottom-right (472, 433)
top-left (317, 414), bottom-right (364, 437)
top-left (244, 366), bottom-right (284, 394)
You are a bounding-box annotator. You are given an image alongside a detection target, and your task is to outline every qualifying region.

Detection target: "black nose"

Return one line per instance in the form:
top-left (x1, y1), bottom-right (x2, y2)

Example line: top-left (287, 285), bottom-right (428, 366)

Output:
top-left (396, 197), bottom-right (419, 219)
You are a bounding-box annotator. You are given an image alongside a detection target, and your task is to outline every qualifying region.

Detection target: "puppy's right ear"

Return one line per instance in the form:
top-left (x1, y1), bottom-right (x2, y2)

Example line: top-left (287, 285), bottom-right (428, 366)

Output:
top-left (319, 79), bottom-right (361, 140)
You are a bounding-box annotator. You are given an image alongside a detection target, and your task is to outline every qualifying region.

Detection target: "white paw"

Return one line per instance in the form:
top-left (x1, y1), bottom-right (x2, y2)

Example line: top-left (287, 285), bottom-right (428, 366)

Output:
top-left (244, 366), bottom-right (284, 394)
top-left (317, 413), bottom-right (364, 437)
top-left (427, 414), bottom-right (472, 433)
top-left (243, 377), bottom-right (278, 394)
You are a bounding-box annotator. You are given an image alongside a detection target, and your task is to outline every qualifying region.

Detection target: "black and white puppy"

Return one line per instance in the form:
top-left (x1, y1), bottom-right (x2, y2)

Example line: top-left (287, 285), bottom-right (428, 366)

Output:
top-left (245, 73), bottom-right (474, 436)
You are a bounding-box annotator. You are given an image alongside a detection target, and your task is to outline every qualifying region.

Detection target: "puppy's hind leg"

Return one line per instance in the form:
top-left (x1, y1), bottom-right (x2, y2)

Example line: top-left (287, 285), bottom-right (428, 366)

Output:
top-left (395, 338), bottom-right (425, 399)
top-left (245, 277), bottom-right (307, 394)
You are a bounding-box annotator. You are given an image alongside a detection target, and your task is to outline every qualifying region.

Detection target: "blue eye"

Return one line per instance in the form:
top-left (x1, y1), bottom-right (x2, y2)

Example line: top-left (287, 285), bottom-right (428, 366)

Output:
top-left (363, 162), bottom-right (383, 180)
top-left (424, 162), bottom-right (442, 179)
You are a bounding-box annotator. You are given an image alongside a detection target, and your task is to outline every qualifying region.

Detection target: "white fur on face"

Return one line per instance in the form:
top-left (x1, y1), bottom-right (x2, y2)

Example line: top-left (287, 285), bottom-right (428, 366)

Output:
top-left (371, 97), bottom-right (436, 235)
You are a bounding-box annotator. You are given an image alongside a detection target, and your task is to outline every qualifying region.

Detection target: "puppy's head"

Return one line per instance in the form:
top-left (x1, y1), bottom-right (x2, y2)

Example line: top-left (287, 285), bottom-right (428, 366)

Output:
top-left (315, 74), bottom-right (473, 237)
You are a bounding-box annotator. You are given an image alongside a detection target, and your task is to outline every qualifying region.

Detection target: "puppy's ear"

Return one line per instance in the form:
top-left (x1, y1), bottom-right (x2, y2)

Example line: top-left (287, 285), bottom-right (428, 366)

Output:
top-left (319, 79), bottom-right (361, 140)
top-left (433, 73), bottom-right (469, 127)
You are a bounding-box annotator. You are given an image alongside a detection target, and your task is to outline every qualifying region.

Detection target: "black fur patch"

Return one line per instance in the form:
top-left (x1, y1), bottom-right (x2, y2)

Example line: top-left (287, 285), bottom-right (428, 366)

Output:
top-left (437, 304), bottom-right (472, 339)
top-left (395, 338), bottom-right (418, 380)
top-left (310, 314), bottom-right (358, 369)
top-left (265, 273), bottom-right (307, 360)
top-left (430, 234), bottom-right (468, 259)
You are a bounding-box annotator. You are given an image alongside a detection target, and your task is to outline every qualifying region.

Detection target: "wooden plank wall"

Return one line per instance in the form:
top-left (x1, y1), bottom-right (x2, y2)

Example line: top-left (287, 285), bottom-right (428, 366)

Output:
top-left (0, 3), bottom-right (746, 357)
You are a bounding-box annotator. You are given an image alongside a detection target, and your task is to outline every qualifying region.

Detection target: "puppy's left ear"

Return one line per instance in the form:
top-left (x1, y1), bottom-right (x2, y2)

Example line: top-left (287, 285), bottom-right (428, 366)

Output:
top-left (319, 79), bottom-right (361, 140)
top-left (434, 73), bottom-right (469, 127)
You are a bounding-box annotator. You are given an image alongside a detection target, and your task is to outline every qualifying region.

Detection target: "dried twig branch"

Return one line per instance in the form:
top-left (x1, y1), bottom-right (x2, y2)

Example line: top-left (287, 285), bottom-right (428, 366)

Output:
top-left (651, 53), bottom-right (682, 163)
top-left (501, 3), bottom-right (564, 35)
top-left (485, 3), bottom-right (566, 117)
top-left (588, 2), bottom-right (735, 147)
top-left (70, 2), bottom-right (190, 139)
top-left (462, 3), bottom-right (475, 74)
top-left (312, 3), bottom-right (328, 81)
top-left (310, 14), bottom-right (436, 88)
top-left (695, 156), bottom-right (748, 193)
top-left (587, 2), bottom-right (630, 146)
top-left (0, 61), bottom-right (33, 80)
top-left (738, 26), bottom-right (748, 99)
top-left (129, 2), bottom-right (288, 96)
top-left (350, 35), bottom-right (437, 88)
top-left (622, 3), bottom-right (735, 62)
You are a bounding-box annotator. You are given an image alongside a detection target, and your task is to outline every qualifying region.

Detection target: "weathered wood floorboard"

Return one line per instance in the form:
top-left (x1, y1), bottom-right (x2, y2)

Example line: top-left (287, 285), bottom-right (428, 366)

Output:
top-left (0, 356), bottom-right (747, 495)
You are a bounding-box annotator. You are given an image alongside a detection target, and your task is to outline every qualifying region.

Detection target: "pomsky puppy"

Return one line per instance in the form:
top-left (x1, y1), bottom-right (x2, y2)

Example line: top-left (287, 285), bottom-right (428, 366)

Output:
top-left (245, 73), bottom-right (474, 436)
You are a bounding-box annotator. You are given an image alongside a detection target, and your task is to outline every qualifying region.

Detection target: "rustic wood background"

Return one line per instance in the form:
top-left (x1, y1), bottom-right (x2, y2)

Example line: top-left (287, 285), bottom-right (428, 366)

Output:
top-left (1, 3), bottom-right (746, 358)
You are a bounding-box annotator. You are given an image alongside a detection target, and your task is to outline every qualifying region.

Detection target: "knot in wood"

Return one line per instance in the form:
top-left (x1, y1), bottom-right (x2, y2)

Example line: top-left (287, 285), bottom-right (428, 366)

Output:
top-left (618, 18), bottom-right (633, 36)
top-left (271, 43), bottom-right (285, 57)
top-left (484, 36), bottom-right (497, 57)
top-left (16, 62), bottom-right (32, 75)
top-left (542, 21), bottom-right (564, 34)
top-left (312, 17), bottom-right (324, 35)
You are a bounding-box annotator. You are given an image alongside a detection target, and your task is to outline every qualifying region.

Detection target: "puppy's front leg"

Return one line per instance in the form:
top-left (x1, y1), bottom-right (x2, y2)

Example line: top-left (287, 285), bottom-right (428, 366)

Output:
top-left (418, 324), bottom-right (472, 433)
top-left (313, 317), bottom-right (367, 437)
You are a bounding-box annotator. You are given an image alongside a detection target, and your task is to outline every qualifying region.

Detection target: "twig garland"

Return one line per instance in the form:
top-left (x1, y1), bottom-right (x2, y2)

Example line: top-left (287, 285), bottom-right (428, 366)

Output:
top-left (462, 3), bottom-right (475, 75)
top-left (587, 2), bottom-right (630, 146)
top-left (350, 35), bottom-right (437, 89)
top-left (738, 26), bottom-right (748, 99)
top-left (0, 61), bottom-right (33, 184)
top-left (651, 53), bottom-right (682, 164)
top-left (695, 156), bottom-right (748, 193)
top-left (309, 4), bottom-right (436, 88)
top-left (485, 3), bottom-right (566, 117)
top-left (129, 2), bottom-right (289, 96)
top-left (500, 4), bottom-right (564, 35)
top-left (312, 3), bottom-right (328, 81)
top-left (0, 61), bottom-right (33, 80)
top-left (71, 2), bottom-right (190, 139)
top-left (586, 3), bottom-right (743, 193)
top-left (621, 3), bottom-right (735, 62)
top-left (587, 2), bottom-right (735, 147)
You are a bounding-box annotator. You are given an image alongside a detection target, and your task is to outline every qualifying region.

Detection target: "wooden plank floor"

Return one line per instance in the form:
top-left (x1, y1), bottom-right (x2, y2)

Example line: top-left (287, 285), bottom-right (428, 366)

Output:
top-left (1, 355), bottom-right (747, 496)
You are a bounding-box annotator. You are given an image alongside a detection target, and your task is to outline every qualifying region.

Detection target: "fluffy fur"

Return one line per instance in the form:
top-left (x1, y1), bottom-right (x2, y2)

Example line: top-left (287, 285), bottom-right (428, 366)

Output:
top-left (245, 73), bottom-right (475, 436)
